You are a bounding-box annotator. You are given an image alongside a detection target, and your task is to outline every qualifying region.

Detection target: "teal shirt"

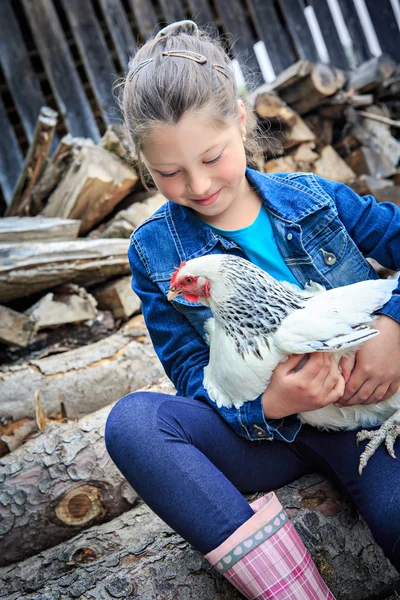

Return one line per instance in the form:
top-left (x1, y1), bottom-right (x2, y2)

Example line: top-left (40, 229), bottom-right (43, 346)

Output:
top-left (208, 204), bottom-right (301, 286)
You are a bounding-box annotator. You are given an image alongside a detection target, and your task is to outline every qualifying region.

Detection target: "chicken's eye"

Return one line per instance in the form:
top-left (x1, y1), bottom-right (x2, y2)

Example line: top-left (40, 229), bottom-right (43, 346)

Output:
top-left (185, 277), bottom-right (193, 284)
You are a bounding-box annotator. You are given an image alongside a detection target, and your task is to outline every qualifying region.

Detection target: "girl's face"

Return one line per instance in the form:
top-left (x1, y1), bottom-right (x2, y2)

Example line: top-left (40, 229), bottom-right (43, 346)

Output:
top-left (141, 102), bottom-right (252, 226)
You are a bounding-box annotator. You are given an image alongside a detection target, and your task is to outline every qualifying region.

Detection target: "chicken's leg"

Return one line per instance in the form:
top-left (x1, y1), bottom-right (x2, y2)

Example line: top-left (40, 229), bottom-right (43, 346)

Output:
top-left (356, 409), bottom-right (400, 475)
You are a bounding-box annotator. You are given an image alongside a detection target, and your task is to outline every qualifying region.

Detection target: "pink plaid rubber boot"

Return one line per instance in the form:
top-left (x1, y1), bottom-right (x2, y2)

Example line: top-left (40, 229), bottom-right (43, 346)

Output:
top-left (205, 492), bottom-right (335, 599)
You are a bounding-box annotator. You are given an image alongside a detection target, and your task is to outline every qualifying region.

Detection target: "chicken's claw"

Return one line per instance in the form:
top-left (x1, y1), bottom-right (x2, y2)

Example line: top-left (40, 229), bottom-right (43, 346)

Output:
top-left (356, 412), bottom-right (400, 475)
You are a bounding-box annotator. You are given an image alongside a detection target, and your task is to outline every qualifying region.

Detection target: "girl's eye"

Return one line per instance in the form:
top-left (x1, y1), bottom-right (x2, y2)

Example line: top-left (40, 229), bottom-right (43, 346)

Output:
top-left (205, 154), bottom-right (222, 165)
top-left (159, 171), bottom-right (179, 179)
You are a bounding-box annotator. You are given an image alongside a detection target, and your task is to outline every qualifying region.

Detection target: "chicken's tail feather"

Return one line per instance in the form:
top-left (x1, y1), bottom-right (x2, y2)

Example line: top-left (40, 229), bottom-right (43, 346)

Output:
top-left (299, 325), bottom-right (380, 353)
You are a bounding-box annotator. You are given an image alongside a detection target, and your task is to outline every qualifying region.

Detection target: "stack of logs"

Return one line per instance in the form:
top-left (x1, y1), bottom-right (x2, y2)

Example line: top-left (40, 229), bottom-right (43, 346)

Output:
top-left (1, 55), bottom-right (400, 600)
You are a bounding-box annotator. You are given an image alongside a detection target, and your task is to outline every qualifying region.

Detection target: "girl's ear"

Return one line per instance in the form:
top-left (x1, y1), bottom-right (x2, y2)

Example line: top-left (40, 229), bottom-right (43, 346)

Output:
top-left (237, 99), bottom-right (247, 134)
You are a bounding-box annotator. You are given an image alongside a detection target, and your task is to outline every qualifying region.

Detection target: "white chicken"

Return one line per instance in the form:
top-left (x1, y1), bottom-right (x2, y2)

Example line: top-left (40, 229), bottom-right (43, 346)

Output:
top-left (168, 254), bottom-right (400, 474)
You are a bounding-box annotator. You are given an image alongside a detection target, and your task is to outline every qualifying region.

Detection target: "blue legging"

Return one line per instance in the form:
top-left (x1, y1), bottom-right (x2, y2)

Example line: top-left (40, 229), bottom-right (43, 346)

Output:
top-left (105, 391), bottom-right (400, 571)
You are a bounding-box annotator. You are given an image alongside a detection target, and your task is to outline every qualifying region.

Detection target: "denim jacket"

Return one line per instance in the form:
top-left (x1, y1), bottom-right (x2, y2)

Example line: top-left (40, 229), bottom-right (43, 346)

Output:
top-left (128, 168), bottom-right (400, 443)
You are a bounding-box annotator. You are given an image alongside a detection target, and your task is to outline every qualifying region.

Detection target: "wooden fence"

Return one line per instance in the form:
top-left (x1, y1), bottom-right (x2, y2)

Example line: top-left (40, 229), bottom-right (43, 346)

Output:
top-left (1, 0), bottom-right (400, 209)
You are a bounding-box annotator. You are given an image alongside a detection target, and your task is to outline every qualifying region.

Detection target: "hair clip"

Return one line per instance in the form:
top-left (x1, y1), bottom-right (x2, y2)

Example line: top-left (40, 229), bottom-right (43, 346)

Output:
top-left (162, 50), bottom-right (207, 64)
top-left (212, 64), bottom-right (231, 80)
top-left (128, 58), bottom-right (154, 81)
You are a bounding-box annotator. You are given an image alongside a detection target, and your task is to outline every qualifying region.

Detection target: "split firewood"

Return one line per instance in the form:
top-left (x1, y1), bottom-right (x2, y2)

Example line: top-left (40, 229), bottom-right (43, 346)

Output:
top-left (99, 124), bottom-right (136, 167)
top-left (25, 286), bottom-right (98, 330)
top-left (0, 377), bottom-right (174, 567)
top-left (368, 186), bottom-right (400, 208)
top-left (312, 145), bottom-right (356, 184)
top-left (265, 155), bottom-right (306, 174)
top-left (349, 174), bottom-right (394, 198)
top-left (270, 60), bottom-right (346, 116)
top-left (288, 142), bottom-right (319, 163)
top-left (0, 305), bottom-right (37, 347)
top-left (0, 238), bottom-right (130, 303)
top-left (253, 91), bottom-right (316, 152)
top-left (88, 192), bottom-right (166, 239)
top-left (28, 135), bottom-right (92, 215)
top-left (344, 146), bottom-right (396, 179)
top-left (43, 145), bottom-right (139, 235)
top-left (5, 107), bottom-right (58, 217)
top-left (0, 217), bottom-right (81, 243)
top-left (92, 276), bottom-right (140, 319)
top-left (346, 54), bottom-right (397, 94)
top-left (0, 315), bottom-right (164, 423)
top-left (0, 418), bottom-right (37, 457)
top-left (304, 115), bottom-right (334, 150)
top-left (1, 474), bottom-right (399, 599)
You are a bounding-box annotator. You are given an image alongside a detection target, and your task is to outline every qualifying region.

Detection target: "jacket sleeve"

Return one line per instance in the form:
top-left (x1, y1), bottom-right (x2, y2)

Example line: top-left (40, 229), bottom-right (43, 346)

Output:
top-left (128, 234), bottom-right (301, 443)
top-left (314, 176), bottom-right (400, 324)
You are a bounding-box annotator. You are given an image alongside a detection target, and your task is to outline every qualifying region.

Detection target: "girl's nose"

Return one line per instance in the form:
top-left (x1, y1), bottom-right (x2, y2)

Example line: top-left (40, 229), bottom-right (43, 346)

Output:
top-left (186, 173), bottom-right (212, 197)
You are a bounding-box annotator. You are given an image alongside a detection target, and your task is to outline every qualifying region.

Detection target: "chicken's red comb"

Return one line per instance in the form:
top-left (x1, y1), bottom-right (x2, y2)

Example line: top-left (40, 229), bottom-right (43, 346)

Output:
top-left (170, 261), bottom-right (187, 286)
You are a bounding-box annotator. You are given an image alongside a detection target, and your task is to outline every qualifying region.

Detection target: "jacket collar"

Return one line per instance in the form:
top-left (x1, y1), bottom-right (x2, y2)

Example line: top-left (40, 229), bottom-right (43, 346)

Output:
top-left (165, 168), bottom-right (331, 261)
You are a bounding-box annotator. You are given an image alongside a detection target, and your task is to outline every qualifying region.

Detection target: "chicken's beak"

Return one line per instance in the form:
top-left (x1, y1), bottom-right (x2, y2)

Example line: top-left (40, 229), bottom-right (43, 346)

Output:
top-left (167, 287), bottom-right (181, 301)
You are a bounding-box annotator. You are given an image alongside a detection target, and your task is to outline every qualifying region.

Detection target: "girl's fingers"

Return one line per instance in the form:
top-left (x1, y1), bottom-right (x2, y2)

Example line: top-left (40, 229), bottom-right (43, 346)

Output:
top-left (338, 353), bottom-right (356, 383)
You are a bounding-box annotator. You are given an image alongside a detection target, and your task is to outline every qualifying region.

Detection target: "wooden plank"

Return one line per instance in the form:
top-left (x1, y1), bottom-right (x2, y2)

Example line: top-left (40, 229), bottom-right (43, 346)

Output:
top-left (364, 0), bottom-right (400, 62)
top-left (336, 0), bottom-right (372, 65)
top-left (0, 96), bottom-right (23, 207)
top-left (0, 1), bottom-right (46, 143)
top-left (246, 0), bottom-right (295, 75)
top-left (213, 0), bottom-right (264, 86)
top-left (186, 0), bottom-right (215, 29)
top-left (278, 0), bottom-right (319, 63)
top-left (127, 0), bottom-right (159, 39)
top-left (157, 0), bottom-right (186, 24)
top-left (97, 0), bottom-right (137, 72)
top-left (21, 0), bottom-right (100, 141)
top-left (310, 0), bottom-right (349, 69)
top-left (60, 0), bottom-right (119, 125)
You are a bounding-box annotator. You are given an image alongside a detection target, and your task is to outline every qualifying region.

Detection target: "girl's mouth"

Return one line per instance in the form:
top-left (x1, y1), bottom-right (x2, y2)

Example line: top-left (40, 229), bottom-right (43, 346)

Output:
top-left (191, 189), bottom-right (221, 206)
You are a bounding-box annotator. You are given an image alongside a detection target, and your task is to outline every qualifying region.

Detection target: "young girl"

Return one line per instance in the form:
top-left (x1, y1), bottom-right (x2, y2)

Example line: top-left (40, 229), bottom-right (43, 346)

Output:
top-left (105, 20), bottom-right (400, 598)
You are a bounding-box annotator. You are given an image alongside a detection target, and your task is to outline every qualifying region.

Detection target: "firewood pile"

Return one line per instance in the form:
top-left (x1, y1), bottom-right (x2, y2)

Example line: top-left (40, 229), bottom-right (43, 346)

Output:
top-left (1, 56), bottom-right (400, 599)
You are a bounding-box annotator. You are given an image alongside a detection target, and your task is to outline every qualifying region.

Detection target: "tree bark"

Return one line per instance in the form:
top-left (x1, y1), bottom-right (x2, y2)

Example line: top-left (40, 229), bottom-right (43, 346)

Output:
top-left (0, 238), bottom-right (130, 303)
top-left (0, 378), bottom-right (175, 567)
top-left (0, 217), bottom-right (80, 243)
top-left (1, 475), bottom-right (399, 599)
top-left (0, 317), bottom-right (165, 422)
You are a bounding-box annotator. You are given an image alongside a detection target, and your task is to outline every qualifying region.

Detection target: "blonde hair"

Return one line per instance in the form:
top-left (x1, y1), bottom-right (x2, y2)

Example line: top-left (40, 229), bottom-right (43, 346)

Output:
top-left (121, 21), bottom-right (261, 186)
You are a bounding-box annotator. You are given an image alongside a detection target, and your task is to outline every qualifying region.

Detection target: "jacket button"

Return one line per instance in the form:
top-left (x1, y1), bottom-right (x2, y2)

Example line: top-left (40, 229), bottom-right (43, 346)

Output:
top-left (253, 425), bottom-right (267, 437)
top-left (321, 251), bottom-right (337, 265)
top-left (286, 233), bottom-right (293, 241)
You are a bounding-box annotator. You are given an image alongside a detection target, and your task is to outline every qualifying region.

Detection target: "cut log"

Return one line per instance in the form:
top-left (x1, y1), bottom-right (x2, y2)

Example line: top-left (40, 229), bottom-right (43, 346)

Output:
top-left (312, 145), bottom-right (356, 184)
top-left (88, 192), bottom-right (166, 239)
top-left (265, 156), bottom-right (303, 174)
top-left (349, 174), bottom-right (394, 197)
top-left (304, 115), bottom-right (334, 150)
top-left (347, 54), bottom-right (397, 93)
top-left (28, 135), bottom-right (91, 215)
top-left (275, 63), bottom-right (346, 115)
top-left (92, 276), bottom-right (140, 319)
top-left (0, 315), bottom-right (165, 422)
top-left (0, 238), bottom-right (130, 303)
top-left (1, 474), bottom-right (399, 599)
top-left (0, 377), bottom-right (174, 567)
top-left (25, 287), bottom-right (98, 329)
top-left (288, 142), bottom-right (319, 163)
top-left (0, 217), bottom-right (80, 243)
top-left (344, 146), bottom-right (396, 178)
top-left (253, 91), bottom-right (316, 150)
top-left (43, 145), bottom-right (139, 235)
top-left (0, 305), bottom-right (37, 347)
top-left (5, 107), bottom-right (58, 217)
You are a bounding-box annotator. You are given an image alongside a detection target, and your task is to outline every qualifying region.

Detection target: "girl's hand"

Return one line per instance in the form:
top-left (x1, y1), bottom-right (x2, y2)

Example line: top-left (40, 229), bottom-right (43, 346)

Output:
top-left (336, 315), bottom-right (400, 406)
top-left (262, 353), bottom-right (345, 419)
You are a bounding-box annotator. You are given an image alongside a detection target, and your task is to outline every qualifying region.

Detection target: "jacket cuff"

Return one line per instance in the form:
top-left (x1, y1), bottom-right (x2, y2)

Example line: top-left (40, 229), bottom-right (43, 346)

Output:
top-left (376, 294), bottom-right (400, 324)
top-left (238, 395), bottom-right (302, 443)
